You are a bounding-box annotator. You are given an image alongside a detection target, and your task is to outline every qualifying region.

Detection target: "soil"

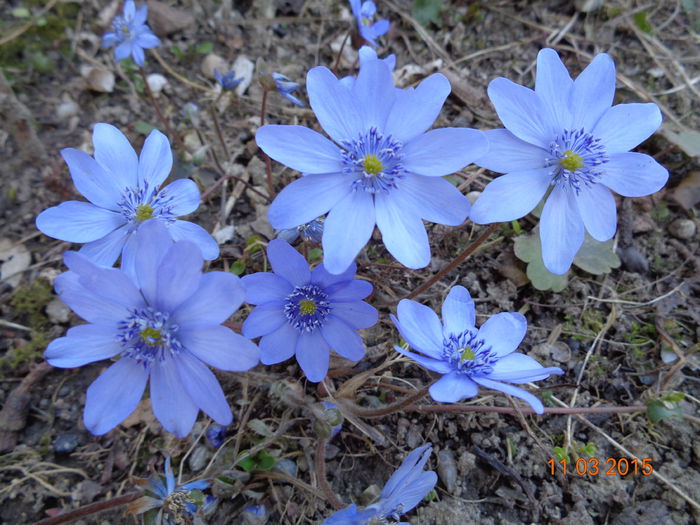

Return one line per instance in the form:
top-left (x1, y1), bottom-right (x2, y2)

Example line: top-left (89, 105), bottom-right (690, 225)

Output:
top-left (1, 0), bottom-right (699, 524)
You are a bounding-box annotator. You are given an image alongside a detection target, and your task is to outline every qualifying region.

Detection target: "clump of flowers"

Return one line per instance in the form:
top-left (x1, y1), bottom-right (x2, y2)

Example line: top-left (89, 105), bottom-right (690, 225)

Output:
top-left (101, 0), bottom-right (160, 67)
top-left (44, 222), bottom-right (260, 437)
top-left (324, 444), bottom-right (437, 524)
top-left (392, 286), bottom-right (563, 413)
top-left (349, 0), bottom-right (390, 47)
top-left (257, 57), bottom-right (487, 274)
top-left (278, 217), bottom-right (324, 244)
top-left (241, 239), bottom-right (377, 382)
top-left (470, 48), bottom-right (668, 274)
top-left (36, 123), bottom-right (218, 268)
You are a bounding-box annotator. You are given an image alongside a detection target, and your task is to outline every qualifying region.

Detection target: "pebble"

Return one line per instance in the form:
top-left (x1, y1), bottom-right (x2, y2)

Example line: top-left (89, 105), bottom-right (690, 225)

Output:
top-left (56, 100), bottom-right (79, 120)
top-left (466, 190), bottom-right (481, 204)
top-left (46, 298), bottom-right (71, 324)
top-left (668, 218), bottom-right (696, 240)
top-left (437, 449), bottom-right (458, 493)
top-left (53, 432), bottom-right (80, 454)
top-left (273, 459), bottom-right (297, 478)
top-left (188, 445), bottom-right (211, 472)
top-left (201, 53), bottom-right (228, 79)
top-left (146, 73), bottom-right (168, 94)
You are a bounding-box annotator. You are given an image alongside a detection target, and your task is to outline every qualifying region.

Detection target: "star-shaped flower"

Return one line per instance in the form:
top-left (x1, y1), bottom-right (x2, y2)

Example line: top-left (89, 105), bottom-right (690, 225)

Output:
top-left (101, 0), bottom-right (160, 67)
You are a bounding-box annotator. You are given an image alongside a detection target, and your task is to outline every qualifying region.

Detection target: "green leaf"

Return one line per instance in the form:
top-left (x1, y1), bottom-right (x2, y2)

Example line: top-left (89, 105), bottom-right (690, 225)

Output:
top-left (412, 0), bottom-right (443, 26)
top-left (647, 399), bottom-right (683, 424)
top-left (134, 120), bottom-right (155, 135)
top-left (256, 451), bottom-right (276, 471)
top-left (237, 454), bottom-right (256, 472)
top-left (247, 419), bottom-right (273, 437)
top-left (633, 11), bottom-right (654, 34)
top-left (661, 391), bottom-right (685, 403)
top-left (579, 442), bottom-right (597, 457)
top-left (308, 247), bottom-right (323, 261)
top-left (12, 7), bottom-right (31, 18)
top-left (170, 45), bottom-right (184, 61)
top-left (572, 234), bottom-right (621, 275)
top-left (553, 446), bottom-right (570, 464)
top-left (230, 260), bottom-right (245, 275)
top-left (196, 42), bottom-right (214, 54)
top-left (513, 233), bottom-right (568, 292)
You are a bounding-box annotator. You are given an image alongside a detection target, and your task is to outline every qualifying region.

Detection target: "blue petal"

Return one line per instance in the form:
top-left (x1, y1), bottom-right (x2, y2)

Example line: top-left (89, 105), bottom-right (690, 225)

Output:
top-left (575, 183), bottom-right (617, 241)
top-left (242, 302), bottom-right (286, 338)
top-left (487, 353), bottom-right (563, 383)
top-left (381, 443), bottom-right (433, 500)
top-left (311, 262), bottom-right (358, 289)
top-left (257, 125), bottom-right (343, 174)
top-left (535, 48), bottom-right (573, 131)
top-left (268, 173), bottom-right (351, 230)
top-left (132, 45), bottom-right (145, 67)
top-left (428, 371), bottom-right (478, 402)
top-left (322, 189), bottom-right (375, 274)
top-left (392, 175), bottom-right (469, 226)
top-left (307, 66), bottom-right (363, 143)
top-left (136, 32), bottom-right (160, 49)
top-left (178, 325), bottom-right (260, 372)
top-left (476, 312), bottom-right (527, 357)
top-left (370, 18), bottom-right (390, 38)
top-left (45, 324), bottom-right (121, 368)
top-left (267, 239), bottom-right (311, 287)
top-left (326, 280), bottom-right (373, 302)
top-left (469, 168), bottom-right (552, 224)
top-left (259, 323), bottom-right (299, 364)
top-left (570, 53), bottom-right (616, 131)
top-left (472, 377), bottom-right (544, 414)
top-left (115, 40), bottom-right (132, 61)
top-left (36, 201), bottom-right (125, 243)
top-left (127, 220), bottom-right (173, 304)
top-left (351, 60), bottom-right (396, 131)
top-left (84, 357), bottom-right (148, 435)
top-left (598, 152), bottom-right (668, 197)
top-left (101, 32), bottom-right (118, 48)
top-left (321, 316), bottom-right (366, 361)
top-left (78, 225), bottom-right (130, 267)
top-left (394, 299), bottom-right (443, 357)
top-left (296, 329), bottom-right (330, 382)
top-left (592, 103), bottom-right (662, 154)
top-left (540, 184), bottom-right (584, 274)
top-left (138, 129), bottom-right (172, 188)
top-left (241, 272), bottom-right (293, 305)
top-left (441, 286), bottom-right (475, 336)
top-left (402, 128), bottom-right (488, 177)
top-left (150, 354), bottom-right (199, 437)
top-left (175, 352), bottom-right (232, 425)
top-left (172, 272), bottom-right (246, 324)
top-left (393, 345), bottom-right (452, 374)
top-left (330, 301), bottom-right (377, 329)
top-left (167, 220), bottom-right (219, 260)
top-left (375, 191), bottom-right (429, 269)
top-left (487, 78), bottom-right (555, 148)
top-left (92, 123), bottom-right (138, 188)
top-left (155, 241), bottom-right (203, 312)
top-left (133, 3), bottom-right (148, 25)
top-left (474, 129), bottom-right (548, 174)
top-left (60, 148), bottom-right (124, 210)
top-left (55, 272), bottom-right (131, 324)
top-left (124, 0), bottom-right (136, 18)
top-left (384, 74), bottom-right (451, 143)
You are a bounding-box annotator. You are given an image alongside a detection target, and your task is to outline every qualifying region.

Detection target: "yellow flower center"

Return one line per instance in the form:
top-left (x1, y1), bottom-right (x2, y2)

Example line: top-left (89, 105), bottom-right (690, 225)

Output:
top-left (459, 346), bottom-right (476, 362)
top-left (140, 327), bottom-right (162, 346)
top-left (559, 150), bottom-right (584, 171)
top-left (299, 300), bottom-right (317, 315)
top-left (362, 154), bottom-right (384, 175)
top-left (136, 203), bottom-right (154, 221)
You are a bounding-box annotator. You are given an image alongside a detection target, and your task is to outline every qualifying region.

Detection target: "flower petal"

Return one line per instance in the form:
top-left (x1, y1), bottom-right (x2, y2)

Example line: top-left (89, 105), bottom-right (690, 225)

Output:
top-left (242, 302), bottom-right (287, 338)
top-left (384, 73), bottom-right (451, 143)
top-left (474, 129), bottom-right (548, 174)
top-left (155, 241), bottom-right (203, 312)
top-left (402, 128), bottom-right (488, 177)
top-left (311, 262), bottom-right (358, 289)
top-left (78, 225), bottom-right (130, 267)
top-left (598, 152), bottom-right (668, 197)
top-left (575, 183), bottom-right (617, 241)
top-left (476, 312), bottom-right (527, 357)
top-left (429, 371), bottom-right (478, 402)
top-left (472, 377), bottom-right (544, 414)
top-left (268, 173), bottom-right (351, 230)
top-left (330, 301), bottom-right (377, 329)
top-left (351, 59), bottom-right (396, 131)
top-left (570, 53), bottom-right (616, 131)
top-left (394, 345), bottom-right (452, 374)
top-left (321, 316), bottom-right (366, 361)
top-left (441, 286), bottom-right (475, 336)
top-left (392, 175), bottom-right (470, 226)
top-left (395, 299), bottom-right (443, 357)
top-left (159, 179), bottom-right (200, 216)
top-left (36, 201), bottom-right (126, 243)
top-left (175, 351), bottom-right (232, 425)
top-left (178, 324), bottom-right (260, 371)
top-left (267, 239), bottom-right (311, 287)
top-left (259, 323), bottom-right (299, 364)
top-left (375, 192), bottom-right (429, 269)
top-left (540, 184), bottom-right (585, 274)
top-left (151, 354), bottom-right (199, 437)
top-left (593, 103), bottom-right (662, 154)
top-left (296, 329), bottom-right (330, 382)
top-left (92, 123), bottom-right (138, 188)
top-left (114, 40), bottom-right (132, 61)
top-left (167, 220), bottom-right (219, 260)
top-left (535, 48), bottom-right (573, 131)
top-left (241, 272), bottom-right (293, 305)
top-left (138, 129), bottom-right (172, 188)
top-left (60, 148), bottom-right (123, 209)
top-left (307, 66), bottom-right (362, 143)
top-left (322, 189), bottom-right (375, 274)
top-left (84, 357), bottom-right (148, 435)
top-left (45, 324), bottom-right (121, 368)
top-left (487, 353), bottom-right (563, 383)
top-left (131, 45), bottom-right (145, 67)
top-left (172, 272), bottom-right (245, 325)
top-left (256, 125), bottom-right (344, 174)
top-left (136, 32), bottom-right (160, 49)
top-left (126, 220), bottom-right (172, 304)
top-left (470, 168), bottom-right (552, 223)
top-left (55, 272), bottom-right (131, 324)
top-left (327, 280), bottom-right (373, 302)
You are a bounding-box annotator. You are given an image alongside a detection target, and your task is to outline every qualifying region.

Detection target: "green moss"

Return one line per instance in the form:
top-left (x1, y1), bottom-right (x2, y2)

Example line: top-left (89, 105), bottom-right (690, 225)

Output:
top-left (12, 280), bottom-right (53, 331)
top-left (0, 330), bottom-right (48, 375)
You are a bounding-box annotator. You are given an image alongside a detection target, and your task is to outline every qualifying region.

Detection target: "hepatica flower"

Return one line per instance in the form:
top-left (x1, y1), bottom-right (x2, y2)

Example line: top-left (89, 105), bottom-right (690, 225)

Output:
top-left (350, 0), bottom-right (390, 47)
top-left (214, 69), bottom-right (243, 91)
top-left (339, 46), bottom-right (396, 88)
top-left (44, 222), bottom-right (260, 437)
top-left (323, 444), bottom-right (437, 524)
top-left (36, 123), bottom-right (218, 268)
top-left (471, 48), bottom-right (668, 274)
top-left (101, 0), bottom-right (160, 67)
top-left (241, 239), bottom-right (378, 382)
top-left (278, 217), bottom-right (324, 244)
top-left (391, 286), bottom-right (563, 413)
top-left (257, 59), bottom-right (487, 274)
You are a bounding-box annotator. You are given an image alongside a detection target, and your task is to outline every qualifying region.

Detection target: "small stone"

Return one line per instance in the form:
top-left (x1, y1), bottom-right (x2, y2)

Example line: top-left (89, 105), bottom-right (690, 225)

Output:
top-left (46, 298), bottom-right (71, 324)
top-left (466, 191), bottom-right (481, 205)
top-left (617, 246), bottom-right (649, 273)
top-left (53, 433), bottom-right (80, 454)
top-left (668, 218), bottom-right (696, 240)
top-left (437, 449), bottom-right (458, 493)
top-left (201, 53), bottom-right (228, 80)
top-left (146, 73), bottom-right (168, 93)
top-left (83, 66), bottom-right (115, 93)
top-left (273, 459), bottom-right (297, 478)
top-left (231, 55), bottom-right (255, 97)
top-left (188, 445), bottom-right (211, 472)
top-left (147, 0), bottom-right (194, 36)
top-left (213, 225), bottom-right (236, 244)
top-left (56, 100), bottom-right (79, 120)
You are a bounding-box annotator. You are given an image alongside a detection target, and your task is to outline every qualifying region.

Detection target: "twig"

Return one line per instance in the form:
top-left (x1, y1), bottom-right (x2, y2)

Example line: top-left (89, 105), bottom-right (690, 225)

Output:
top-left (259, 87), bottom-right (275, 199)
top-left (405, 404), bottom-right (646, 415)
top-left (35, 492), bottom-right (140, 525)
top-left (315, 438), bottom-right (344, 510)
top-left (138, 67), bottom-right (181, 149)
top-left (339, 386), bottom-right (430, 419)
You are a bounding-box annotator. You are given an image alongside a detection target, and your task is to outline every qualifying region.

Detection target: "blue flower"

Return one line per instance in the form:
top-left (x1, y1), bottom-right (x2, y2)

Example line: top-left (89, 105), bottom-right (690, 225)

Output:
top-left (129, 456), bottom-right (213, 524)
top-left (256, 61), bottom-right (487, 274)
top-left (323, 444), bottom-right (437, 524)
top-left (241, 239), bottom-right (378, 382)
top-left (36, 123), bottom-right (219, 268)
top-left (391, 286), bottom-right (563, 414)
top-left (206, 424), bottom-right (227, 448)
top-left (271, 72), bottom-right (303, 106)
top-left (101, 0), bottom-right (160, 67)
top-left (470, 48), bottom-right (668, 274)
top-left (44, 222), bottom-right (260, 437)
top-left (350, 0), bottom-right (390, 47)
top-left (278, 217), bottom-right (324, 244)
top-left (340, 46), bottom-right (396, 88)
top-left (241, 504), bottom-right (267, 524)
top-left (214, 69), bottom-right (243, 91)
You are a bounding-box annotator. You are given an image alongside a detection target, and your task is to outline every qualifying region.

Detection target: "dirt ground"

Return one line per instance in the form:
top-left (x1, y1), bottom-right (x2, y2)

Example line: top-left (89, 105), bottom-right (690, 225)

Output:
top-left (1, 0), bottom-right (699, 523)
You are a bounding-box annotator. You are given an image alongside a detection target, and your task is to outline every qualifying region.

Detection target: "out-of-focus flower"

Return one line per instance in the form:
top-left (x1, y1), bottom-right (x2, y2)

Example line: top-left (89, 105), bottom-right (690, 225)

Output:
top-left (391, 286), bottom-right (563, 413)
top-left (241, 504), bottom-right (268, 525)
top-left (129, 456), bottom-right (213, 525)
top-left (277, 217), bottom-right (324, 244)
top-left (36, 123), bottom-right (219, 268)
top-left (101, 0), bottom-right (160, 67)
top-left (256, 61), bottom-right (486, 274)
top-left (262, 72), bottom-right (303, 106)
top-left (241, 239), bottom-right (377, 382)
top-left (470, 48), bottom-right (668, 274)
top-left (214, 69), bottom-right (243, 91)
top-left (323, 444), bottom-right (437, 524)
top-left (349, 0), bottom-right (390, 47)
top-left (206, 424), bottom-right (227, 448)
top-left (44, 222), bottom-right (260, 437)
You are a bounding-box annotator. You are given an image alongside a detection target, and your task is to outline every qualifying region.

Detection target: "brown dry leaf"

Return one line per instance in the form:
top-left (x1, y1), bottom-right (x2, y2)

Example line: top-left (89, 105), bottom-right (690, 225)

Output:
top-left (671, 171), bottom-right (700, 211)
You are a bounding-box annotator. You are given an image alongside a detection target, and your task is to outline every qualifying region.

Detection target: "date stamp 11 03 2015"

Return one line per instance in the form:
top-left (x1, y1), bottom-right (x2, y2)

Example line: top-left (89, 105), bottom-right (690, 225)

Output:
top-left (548, 458), bottom-right (653, 476)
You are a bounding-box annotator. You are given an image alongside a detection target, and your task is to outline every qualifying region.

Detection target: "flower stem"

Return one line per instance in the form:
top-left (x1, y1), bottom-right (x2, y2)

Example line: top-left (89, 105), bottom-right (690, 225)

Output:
top-left (200, 166), bottom-right (271, 203)
top-left (332, 31), bottom-right (351, 75)
top-left (35, 492), bottom-right (140, 525)
top-left (341, 386), bottom-right (431, 418)
top-left (138, 67), bottom-right (181, 149)
top-left (259, 87), bottom-right (275, 199)
top-left (406, 404), bottom-right (646, 416)
top-left (315, 437), bottom-right (344, 510)
top-left (406, 223), bottom-right (501, 300)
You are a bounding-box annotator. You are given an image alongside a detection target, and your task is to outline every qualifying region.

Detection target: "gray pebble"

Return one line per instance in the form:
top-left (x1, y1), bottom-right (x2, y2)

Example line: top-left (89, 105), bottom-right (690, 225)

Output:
top-left (668, 218), bottom-right (696, 240)
top-left (438, 449), bottom-right (458, 493)
top-left (53, 432), bottom-right (80, 454)
top-left (188, 445), bottom-right (211, 472)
